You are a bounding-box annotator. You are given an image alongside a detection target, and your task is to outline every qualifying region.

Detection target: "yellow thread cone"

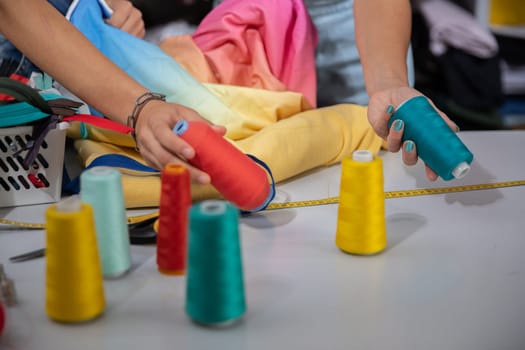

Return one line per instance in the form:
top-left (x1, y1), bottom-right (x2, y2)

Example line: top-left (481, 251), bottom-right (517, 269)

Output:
top-left (490, 0), bottom-right (525, 26)
top-left (336, 150), bottom-right (386, 255)
top-left (45, 197), bottom-right (105, 323)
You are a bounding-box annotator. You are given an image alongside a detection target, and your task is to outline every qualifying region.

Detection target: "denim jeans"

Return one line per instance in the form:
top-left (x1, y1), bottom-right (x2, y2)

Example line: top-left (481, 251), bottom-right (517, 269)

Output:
top-left (303, 0), bottom-right (369, 106)
top-left (0, 0), bottom-right (72, 77)
top-left (214, 0), bottom-right (414, 106)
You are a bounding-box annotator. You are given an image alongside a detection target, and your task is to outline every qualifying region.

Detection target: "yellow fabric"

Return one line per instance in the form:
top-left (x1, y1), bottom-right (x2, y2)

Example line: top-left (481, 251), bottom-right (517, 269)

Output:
top-left (235, 103), bottom-right (383, 182)
top-left (72, 86), bottom-right (382, 208)
top-left (68, 84), bottom-right (310, 145)
top-left (203, 83), bottom-right (312, 140)
top-left (68, 123), bottom-right (135, 148)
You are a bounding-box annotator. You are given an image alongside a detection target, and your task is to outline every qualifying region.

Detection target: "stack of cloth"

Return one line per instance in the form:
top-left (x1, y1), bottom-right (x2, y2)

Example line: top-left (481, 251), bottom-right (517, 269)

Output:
top-left (65, 0), bottom-right (384, 208)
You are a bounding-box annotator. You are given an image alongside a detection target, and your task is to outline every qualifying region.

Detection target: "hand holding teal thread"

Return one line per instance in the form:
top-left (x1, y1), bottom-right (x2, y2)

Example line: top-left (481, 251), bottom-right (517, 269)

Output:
top-left (387, 96), bottom-right (474, 181)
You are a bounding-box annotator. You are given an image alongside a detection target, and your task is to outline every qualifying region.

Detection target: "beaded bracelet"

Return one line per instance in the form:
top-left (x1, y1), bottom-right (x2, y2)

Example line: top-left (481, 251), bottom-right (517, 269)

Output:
top-left (127, 92), bottom-right (166, 150)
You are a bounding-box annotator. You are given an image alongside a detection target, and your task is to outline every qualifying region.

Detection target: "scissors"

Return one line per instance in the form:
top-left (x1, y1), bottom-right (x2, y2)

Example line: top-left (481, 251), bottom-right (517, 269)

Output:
top-left (8, 217), bottom-right (157, 263)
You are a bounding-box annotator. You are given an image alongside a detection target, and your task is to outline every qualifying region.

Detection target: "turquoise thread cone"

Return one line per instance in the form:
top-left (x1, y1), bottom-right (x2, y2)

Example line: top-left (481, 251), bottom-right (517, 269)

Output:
top-left (389, 96), bottom-right (474, 180)
top-left (80, 167), bottom-right (131, 278)
top-left (185, 200), bottom-right (246, 326)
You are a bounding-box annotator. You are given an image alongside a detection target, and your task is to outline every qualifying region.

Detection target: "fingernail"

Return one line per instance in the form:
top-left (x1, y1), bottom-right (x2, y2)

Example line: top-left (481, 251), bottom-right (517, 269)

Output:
top-left (393, 119), bottom-right (403, 132)
top-left (454, 123), bottom-right (460, 132)
top-left (386, 104), bottom-right (395, 115)
top-left (404, 140), bottom-right (414, 153)
top-left (197, 174), bottom-right (210, 184)
top-left (181, 147), bottom-right (194, 159)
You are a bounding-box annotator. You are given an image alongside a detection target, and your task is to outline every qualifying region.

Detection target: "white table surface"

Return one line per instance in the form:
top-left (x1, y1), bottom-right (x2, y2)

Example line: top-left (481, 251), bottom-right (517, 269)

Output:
top-left (1, 130), bottom-right (525, 350)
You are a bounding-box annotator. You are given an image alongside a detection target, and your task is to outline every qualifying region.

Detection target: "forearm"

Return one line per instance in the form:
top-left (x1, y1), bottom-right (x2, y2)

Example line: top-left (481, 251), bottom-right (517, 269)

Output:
top-left (0, 0), bottom-right (146, 124)
top-left (354, 0), bottom-right (412, 95)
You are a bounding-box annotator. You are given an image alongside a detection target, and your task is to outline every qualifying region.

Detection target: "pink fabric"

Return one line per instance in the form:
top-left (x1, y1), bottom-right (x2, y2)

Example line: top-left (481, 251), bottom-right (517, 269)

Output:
top-left (192, 0), bottom-right (318, 107)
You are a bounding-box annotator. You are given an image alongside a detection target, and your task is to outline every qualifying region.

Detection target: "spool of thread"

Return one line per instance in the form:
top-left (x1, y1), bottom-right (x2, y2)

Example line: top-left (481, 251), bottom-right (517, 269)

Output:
top-left (45, 196), bottom-right (105, 323)
top-left (157, 163), bottom-right (192, 275)
top-left (336, 150), bottom-right (387, 255)
top-left (388, 95), bottom-right (474, 181)
top-left (186, 200), bottom-right (246, 326)
top-left (173, 120), bottom-right (274, 212)
top-left (80, 167), bottom-right (131, 278)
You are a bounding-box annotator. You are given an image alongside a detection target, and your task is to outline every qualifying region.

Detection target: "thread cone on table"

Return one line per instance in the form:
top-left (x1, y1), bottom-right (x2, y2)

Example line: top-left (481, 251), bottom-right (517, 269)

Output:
top-left (388, 96), bottom-right (474, 181)
top-left (174, 119), bottom-right (274, 212)
top-left (45, 196), bottom-right (105, 323)
top-left (336, 150), bottom-right (387, 255)
top-left (80, 166), bottom-right (131, 278)
top-left (157, 163), bottom-right (192, 275)
top-left (185, 200), bottom-right (246, 326)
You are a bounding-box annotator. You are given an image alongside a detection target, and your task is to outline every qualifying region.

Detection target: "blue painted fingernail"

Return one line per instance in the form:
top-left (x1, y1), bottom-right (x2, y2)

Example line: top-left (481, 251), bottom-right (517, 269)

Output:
top-left (393, 119), bottom-right (403, 132)
top-left (386, 105), bottom-right (395, 115)
top-left (404, 140), bottom-right (414, 153)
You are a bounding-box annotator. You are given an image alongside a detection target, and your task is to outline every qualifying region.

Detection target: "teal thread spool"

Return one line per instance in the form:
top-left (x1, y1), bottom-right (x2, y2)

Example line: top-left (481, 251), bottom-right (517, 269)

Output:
top-left (80, 167), bottom-right (131, 278)
top-left (186, 200), bottom-right (246, 326)
top-left (389, 96), bottom-right (474, 180)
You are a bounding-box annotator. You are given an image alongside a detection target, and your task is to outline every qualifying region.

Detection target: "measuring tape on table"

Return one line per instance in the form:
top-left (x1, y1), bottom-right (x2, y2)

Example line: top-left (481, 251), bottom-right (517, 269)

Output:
top-left (1, 180), bottom-right (524, 229)
top-left (0, 211), bottom-right (159, 229)
top-left (266, 179), bottom-right (525, 210)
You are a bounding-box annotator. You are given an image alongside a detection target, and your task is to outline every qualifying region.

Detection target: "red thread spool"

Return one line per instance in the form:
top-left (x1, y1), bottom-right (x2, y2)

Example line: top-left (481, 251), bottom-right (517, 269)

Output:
top-left (157, 163), bottom-right (192, 275)
top-left (174, 120), bottom-right (273, 212)
top-left (0, 303), bottom-right (5, 336)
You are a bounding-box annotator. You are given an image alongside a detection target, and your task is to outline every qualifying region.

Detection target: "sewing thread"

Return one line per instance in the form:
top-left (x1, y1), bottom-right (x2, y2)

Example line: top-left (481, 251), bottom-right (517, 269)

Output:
top-left (186, 200), bottom-right (246, 326)
top-left (80, 167), bottom-right (131, 278)
top-left (174, 120), bottom-right (274, 212)
top-left (336, 150), bottom-right (387, 255)
top-left (389, 95), bottom-right (474, 181)
top-left (45, 196), bottom-right (105, 323)
top-left (157, 163), bottom-right (192, 275)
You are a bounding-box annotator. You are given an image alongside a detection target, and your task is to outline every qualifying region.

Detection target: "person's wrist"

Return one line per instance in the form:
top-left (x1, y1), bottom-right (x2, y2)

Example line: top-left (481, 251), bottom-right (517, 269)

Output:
top-left (127, 92), bottom-right (166, 150)
top-left (366, 72), bottom-right (408, 96)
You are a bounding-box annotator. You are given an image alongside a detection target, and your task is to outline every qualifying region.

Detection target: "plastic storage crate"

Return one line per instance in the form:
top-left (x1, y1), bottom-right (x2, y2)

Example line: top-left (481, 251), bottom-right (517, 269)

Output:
top-left (0, 125), bottom-right (66, 208)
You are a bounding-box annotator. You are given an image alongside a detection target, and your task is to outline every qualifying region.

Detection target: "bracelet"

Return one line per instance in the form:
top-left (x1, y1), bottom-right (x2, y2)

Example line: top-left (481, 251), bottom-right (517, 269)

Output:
top-left (127, 92), bottom-right (166, 149)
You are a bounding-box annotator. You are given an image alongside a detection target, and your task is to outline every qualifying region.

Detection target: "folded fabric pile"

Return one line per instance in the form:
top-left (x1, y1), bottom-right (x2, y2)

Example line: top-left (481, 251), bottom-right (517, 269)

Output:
top-left (66, 0), bottom-right (382, 208)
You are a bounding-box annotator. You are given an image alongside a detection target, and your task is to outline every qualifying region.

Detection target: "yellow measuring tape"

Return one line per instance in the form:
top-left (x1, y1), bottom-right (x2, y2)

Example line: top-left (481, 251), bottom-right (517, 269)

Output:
top-left (0, 211), bottom-right (159, 230)
top-left (267, 179), bottom-right (525, 210)
top-left (1, 180), bottom-right (524, 229)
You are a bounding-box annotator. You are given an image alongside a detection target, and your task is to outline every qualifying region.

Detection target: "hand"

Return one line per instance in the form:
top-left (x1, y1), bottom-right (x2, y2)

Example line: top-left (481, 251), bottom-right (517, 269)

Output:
top-left (105, 0), bottom-right (145, 38)
top-left (367, 86), bottom-right (458, 181)
top-left (134, 101), bottom-right (227, 184)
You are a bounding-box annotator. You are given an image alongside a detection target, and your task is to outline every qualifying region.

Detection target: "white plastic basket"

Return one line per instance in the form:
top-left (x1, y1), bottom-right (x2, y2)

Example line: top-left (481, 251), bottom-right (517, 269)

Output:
top-left (0, 125), bottom-right (66, 208)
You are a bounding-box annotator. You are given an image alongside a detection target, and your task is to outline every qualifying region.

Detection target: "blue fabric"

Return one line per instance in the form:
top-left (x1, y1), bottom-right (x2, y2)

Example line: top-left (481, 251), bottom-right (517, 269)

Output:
top-left (62, 153), bottom-right (159, 195)
top-left (87, 154), bottom-right (159, 173)
top-left (0, 0), bottom-right (72, 77)
top-left (67, 0), bottom-right (238, 121)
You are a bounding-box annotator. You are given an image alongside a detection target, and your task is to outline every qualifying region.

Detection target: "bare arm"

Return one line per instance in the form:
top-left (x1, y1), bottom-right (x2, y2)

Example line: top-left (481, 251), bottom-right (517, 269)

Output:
top-left (354, 0), bottom-right (411, 95)
top-left (354, 0), bottom-right (457, 181)
top-left (0, 0), bottom-right (144, 124)
top-left (0, 0), bottom-right (225, 183)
